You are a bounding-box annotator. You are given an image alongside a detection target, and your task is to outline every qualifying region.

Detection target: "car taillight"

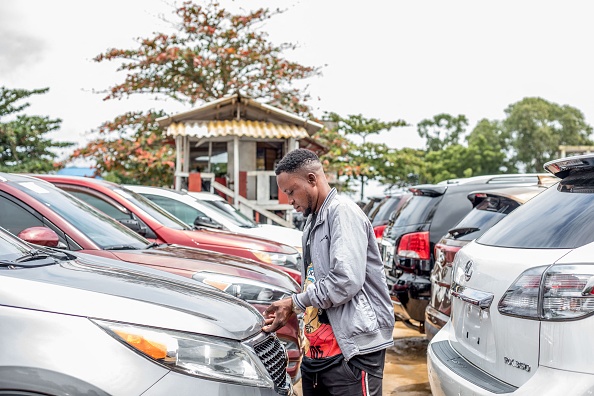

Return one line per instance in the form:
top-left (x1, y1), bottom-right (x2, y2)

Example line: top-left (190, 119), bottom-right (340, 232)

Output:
top-left (374, 225), bottom-right (387, 243)
top-left (397, 231), bottom-right (430, 260)
top-left (499, 264), bottom-right (594, 320)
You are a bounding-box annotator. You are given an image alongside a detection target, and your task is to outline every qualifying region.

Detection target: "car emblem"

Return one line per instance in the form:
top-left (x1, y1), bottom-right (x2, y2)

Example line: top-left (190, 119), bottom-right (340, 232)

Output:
top-left (464, 260), bottom-right (474, 281)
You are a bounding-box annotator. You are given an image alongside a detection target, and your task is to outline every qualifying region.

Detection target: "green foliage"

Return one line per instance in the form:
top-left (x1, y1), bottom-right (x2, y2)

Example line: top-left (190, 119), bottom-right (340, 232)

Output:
top-left (379, 148), bottom-right (428, 188)
top-left (0, 87), bottom-right (73, 173)
top-left (418, 114), bottom-right (468, 152)
top-left (319, 112), bottom-right (408, 200)
top-left (94, 0), bottom-right (321, 115)
top-left (504, 97), bottom-right (593, 172)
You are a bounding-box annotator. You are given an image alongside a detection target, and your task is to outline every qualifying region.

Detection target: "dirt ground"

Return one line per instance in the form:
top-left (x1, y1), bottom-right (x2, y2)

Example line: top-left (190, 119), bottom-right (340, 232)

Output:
top-left (293, 322), bottom-right (432, 395)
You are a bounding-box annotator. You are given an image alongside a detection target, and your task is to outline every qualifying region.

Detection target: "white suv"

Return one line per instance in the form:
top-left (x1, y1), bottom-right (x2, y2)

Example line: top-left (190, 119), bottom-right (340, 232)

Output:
top-left (428, 154), bottom-right (594, 395)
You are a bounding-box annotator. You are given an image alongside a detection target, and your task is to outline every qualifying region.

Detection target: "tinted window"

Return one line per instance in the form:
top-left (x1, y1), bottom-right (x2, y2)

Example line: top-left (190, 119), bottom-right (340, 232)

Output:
top-left (449, 197), bottom-right (521, 241)
top-left (477, 175), bottom-right (594, 248)
top-left (371, 196), bottom-right (404, 226)
top-left (388, 195), bottom-right (442, 238)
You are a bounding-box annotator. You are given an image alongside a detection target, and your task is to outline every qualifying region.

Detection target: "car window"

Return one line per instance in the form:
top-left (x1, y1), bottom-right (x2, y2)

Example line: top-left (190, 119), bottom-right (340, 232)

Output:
top-left (0, 195), bottom-right (45, 235)
top-left (371, 196), bottom-right (403, 226)
top-left (201, 200), bottom-right (257, 228)
top-left (68, 191), bottom-right (131, 221)
top-left (143, 194), bottom-right (206, 226)
top-left (112, 188), bottom-right (191, 230)
top-left (477, 176), bottom-right (594, 248)
top-left (388, 195), bottom-right (442, 237)
top-left (449, 197), bottom-right (521, 241)
top-left (6, 182), bottom-right (149, 250)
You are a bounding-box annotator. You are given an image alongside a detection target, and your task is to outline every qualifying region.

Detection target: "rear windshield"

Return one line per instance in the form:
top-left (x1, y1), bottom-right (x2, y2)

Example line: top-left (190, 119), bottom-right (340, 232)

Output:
top-left (477, 174), bottom-right (594, 248)
top-left (371, 196), bottom-right (404, 225)
top-left (386, 195), bottom-right (442, 238)
top-left (449, 197), bottom-right (521, 241)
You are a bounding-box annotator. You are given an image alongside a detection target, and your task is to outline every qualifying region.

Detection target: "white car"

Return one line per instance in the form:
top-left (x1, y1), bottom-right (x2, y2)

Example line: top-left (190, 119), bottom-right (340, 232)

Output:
top-left (125, 185), bottom-right (303, 258)
top-left (427, 154), bottom-right (594, 395)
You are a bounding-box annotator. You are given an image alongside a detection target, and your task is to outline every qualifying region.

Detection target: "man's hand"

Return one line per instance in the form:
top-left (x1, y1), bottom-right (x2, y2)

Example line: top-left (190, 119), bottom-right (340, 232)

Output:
top-left (262, 297), bottom-right (293, 333)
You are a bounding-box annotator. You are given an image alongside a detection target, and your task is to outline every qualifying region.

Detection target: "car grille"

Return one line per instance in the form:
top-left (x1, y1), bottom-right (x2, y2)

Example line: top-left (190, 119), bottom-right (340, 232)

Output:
top-left (252, 333), bottom-right (289, 393)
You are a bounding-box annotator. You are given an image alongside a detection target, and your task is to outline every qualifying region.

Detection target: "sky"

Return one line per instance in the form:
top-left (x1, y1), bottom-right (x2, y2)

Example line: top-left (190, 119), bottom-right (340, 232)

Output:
top-left (2, 0), bottom-right (594, 197)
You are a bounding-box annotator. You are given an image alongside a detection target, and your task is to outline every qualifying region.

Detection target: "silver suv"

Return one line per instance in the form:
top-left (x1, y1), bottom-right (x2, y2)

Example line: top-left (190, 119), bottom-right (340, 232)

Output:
top-left (428, 155), bottom-right (594, 395)
top-left (0, 228), bottom-right (291, 395)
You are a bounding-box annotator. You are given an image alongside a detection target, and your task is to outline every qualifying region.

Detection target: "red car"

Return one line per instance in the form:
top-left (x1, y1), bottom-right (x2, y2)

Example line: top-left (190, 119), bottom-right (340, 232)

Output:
top-left (0, 173), bottom-right (303, 380)
top-left (34, 174), bottom-right (302, 284)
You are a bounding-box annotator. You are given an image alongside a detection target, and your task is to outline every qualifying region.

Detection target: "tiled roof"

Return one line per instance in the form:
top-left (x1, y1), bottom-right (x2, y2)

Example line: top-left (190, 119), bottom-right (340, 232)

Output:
top-left (166, 120), bottom-right (309, 139)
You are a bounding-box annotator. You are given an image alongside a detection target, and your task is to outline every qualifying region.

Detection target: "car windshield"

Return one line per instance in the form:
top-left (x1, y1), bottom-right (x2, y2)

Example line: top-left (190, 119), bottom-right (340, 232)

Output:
top-left (113, 188), bottom-right (191, 230)
top-left (0, 229), bottom-right (32, 260)
top-left (477, 175), bottom-right (594, 248)
top-left (12, 181), bottom-right (149, 249)
top-left (449, 196), bottom-right (521, 241)
top-left (201, 200), bottom-right (257, 228)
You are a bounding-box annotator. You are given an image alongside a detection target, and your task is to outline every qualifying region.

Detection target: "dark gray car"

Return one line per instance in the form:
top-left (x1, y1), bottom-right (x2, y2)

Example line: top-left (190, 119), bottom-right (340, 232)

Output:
top-left (0, 228), bottom-right (291, 395)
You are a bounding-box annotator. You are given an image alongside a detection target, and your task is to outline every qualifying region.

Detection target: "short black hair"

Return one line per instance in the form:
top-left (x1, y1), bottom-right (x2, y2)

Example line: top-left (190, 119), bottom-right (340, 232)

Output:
top-left (275, 149), bottom-right (320, 175)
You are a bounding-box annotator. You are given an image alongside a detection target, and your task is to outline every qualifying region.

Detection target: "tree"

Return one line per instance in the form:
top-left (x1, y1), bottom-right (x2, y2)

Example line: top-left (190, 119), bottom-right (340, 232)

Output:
top-left (0, 87), bottom-right (72, 172)
top-left (73, 1), bottom-right (322, 184)
top-left (71, 110), bottom-right (175, 186)
top-left (417, 113), bottom-right (468, 152)
top-left (322, 112), bottom-right (408, 200)
top-left (504, 97), bottom-right (593, 172)
top-left (466, 119), bottom-right (514, 174)
top-left (378, 148), bottom-right (428, 188)
top-left (93, 1), bottom-right (320, 115)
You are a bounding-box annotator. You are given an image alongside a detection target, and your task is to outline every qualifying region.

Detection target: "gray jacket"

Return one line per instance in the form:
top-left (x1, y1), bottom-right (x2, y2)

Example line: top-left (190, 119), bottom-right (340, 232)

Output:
top-left (292, 188), bottom-right (395, 361)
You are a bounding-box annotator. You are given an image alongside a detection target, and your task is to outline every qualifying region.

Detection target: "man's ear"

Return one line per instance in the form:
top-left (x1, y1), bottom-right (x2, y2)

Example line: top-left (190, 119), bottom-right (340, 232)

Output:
top-left (307, 173), bottom-right (316, 185)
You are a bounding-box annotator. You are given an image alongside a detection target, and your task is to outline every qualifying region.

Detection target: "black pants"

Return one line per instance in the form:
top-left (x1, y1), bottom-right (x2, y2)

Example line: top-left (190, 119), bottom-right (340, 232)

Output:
top-left (300, 358), bottom-right (383, 396)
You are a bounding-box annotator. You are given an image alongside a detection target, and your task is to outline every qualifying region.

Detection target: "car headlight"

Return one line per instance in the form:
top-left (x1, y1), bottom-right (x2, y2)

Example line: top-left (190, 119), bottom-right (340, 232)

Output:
top-left (192, 272), bottom-right (293, 304)
top-left (92, 319), bottom-right (274, 388)
top-left (251, 250), bottom-right (299, 270)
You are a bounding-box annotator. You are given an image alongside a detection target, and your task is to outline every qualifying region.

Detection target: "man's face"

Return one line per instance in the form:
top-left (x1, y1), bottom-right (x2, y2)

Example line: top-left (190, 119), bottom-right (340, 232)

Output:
top-left (277, 171), bottom-right (315, 216)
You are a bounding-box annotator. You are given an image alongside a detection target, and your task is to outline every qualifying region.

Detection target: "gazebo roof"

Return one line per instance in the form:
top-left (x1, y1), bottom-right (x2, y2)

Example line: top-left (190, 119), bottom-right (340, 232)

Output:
top-left (157, 94), bottom-right (324, 137)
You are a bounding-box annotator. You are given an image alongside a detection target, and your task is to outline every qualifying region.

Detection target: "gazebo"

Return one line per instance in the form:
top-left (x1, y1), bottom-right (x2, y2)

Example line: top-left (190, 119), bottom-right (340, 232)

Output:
top-left (157, 94), bottom-right (324, 227)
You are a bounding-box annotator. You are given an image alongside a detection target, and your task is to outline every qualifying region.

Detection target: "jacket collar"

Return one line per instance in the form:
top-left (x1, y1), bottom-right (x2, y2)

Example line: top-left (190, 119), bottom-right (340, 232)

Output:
top-left (307, 187), bottom-right (337, 229)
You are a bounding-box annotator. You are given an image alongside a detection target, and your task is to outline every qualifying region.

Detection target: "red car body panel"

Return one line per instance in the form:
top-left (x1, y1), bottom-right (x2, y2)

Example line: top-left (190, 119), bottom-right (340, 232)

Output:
top-left (34, 175), bottom-right (302, 284)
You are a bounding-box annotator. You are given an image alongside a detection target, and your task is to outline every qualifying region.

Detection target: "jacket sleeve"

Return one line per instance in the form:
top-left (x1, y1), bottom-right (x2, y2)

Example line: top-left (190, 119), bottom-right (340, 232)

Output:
top-left (297, 202), bottom-right (369, 309)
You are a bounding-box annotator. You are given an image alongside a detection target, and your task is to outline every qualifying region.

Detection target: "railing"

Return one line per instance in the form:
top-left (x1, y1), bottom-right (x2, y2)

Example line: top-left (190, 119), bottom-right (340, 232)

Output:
top-left (212, 181), bottom-right (295, 228)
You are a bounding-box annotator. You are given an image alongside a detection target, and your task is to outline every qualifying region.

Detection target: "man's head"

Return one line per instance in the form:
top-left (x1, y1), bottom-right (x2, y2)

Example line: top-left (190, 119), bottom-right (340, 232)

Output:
top-left (275, 149), bottom-right (330, 217)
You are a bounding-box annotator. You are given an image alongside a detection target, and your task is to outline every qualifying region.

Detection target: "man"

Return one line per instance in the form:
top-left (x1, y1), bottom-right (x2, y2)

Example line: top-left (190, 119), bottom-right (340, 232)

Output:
top-left (263, 149), bottom-right (395, 396)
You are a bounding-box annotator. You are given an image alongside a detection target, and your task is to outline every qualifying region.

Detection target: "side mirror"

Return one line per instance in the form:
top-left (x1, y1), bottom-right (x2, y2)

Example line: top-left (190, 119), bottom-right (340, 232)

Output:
top-left (193, 216), bottom-right (223, 230)
top-left (118, 219), bottom-right (148, 236)
top-left (18, 227), bottom-right (60, 247)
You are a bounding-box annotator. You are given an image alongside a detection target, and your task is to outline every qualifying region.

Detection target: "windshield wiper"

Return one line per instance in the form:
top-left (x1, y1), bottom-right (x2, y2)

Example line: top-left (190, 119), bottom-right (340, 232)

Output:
top-left (103, 245), bottom-right (140, 251)
top-left (145, 242), bottom-right (163, 249)
top-left (0, 249), bottom-right (58, 268)
top-left (449, 227), bottom-right (480, 239)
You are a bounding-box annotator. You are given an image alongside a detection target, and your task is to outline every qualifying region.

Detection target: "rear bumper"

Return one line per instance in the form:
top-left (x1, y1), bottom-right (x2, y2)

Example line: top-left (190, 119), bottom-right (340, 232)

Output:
top-left (427, 323), bottom-right (594, 396)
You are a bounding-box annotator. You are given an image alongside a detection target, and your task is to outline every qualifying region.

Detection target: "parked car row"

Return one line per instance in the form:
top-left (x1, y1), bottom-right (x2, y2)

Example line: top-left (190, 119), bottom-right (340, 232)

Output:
top-left (377, 172), bottom-right (557, 333)
top-left (428, 155), bottom-right (594, 395)
top-left (0, 172), bottom-right (306, 394)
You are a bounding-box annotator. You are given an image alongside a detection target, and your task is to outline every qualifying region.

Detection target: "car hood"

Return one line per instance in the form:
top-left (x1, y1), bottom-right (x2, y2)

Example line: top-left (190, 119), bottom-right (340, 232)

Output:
top-left (0, 253), bottom-right (263, 340)
top-left (183, 228), bottom-right (298, 254)
top-left (251, 224), bottom-right (303, 250)
top-left (108, 244), bottom-right (300, 292)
